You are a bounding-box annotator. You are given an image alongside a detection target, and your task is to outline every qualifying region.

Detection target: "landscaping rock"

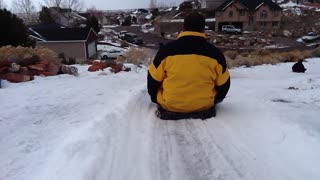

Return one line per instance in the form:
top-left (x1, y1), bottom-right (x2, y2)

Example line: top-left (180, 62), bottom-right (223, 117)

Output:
top-left (0, 60), bottom-right (10, 68)
top-left (20, 55), bottom-right (40, 67)
top-left (109, 63), bottom-right (123, 73)
top-left (39, 60), bottom-right (50, 66)
top-left (28, 64), bottom-right (46, 71)
top-left (283, 30), bottom-right (293, 38)
top-left (0, 73), bottom-right (32, 83)
top-left (9, 63), bottom-right (21, 73)
top-left (0, 67), bottom-right (9, 74)
top-left (47, 63), bottom-right (60, 76)
top-left (88, 62), bottom-right (107, 72)
top-left (61, 65), bottom-right (79, 76)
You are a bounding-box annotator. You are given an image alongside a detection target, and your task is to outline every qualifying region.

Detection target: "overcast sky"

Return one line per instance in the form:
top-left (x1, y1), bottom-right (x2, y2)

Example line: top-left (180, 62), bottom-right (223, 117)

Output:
top-left (3, 0), bottom-right (183, 11)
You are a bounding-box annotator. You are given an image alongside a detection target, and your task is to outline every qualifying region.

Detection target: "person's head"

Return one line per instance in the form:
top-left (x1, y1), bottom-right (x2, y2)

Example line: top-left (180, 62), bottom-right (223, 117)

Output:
top-left (183, 12), bottom-right (205, 32)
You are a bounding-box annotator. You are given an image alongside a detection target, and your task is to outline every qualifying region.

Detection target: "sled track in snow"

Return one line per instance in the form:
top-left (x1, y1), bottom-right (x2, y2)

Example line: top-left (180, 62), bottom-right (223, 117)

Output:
top-left (102, 90), bottom-right (246, 180)
top-left (76, 89), bottom-right (319, 180)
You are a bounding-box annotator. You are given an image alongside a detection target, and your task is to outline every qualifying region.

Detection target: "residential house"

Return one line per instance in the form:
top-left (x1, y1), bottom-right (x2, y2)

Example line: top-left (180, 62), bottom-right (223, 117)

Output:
top-left (29, 24), bottom-right (98, 62)
top-left (200, 0), bottom-right (225, 9)
top-left (155, 18), bottom-right (215, 34)
top-left (179, 0), bottom-right (202, 10)
top-left (49, 7), bottom-right (87, 28)
top-left (101, 15), bottom-right (120, 25)
top-left (215, 0), bottom-right (282, 31)
top-left (131, 9), bottom-right (153, 25)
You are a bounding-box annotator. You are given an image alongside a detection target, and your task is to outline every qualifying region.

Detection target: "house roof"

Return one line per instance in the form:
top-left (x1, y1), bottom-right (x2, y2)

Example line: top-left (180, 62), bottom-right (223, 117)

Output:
top-left (29, 24), bottom-right (97, 41)
top-left (216, 0), bottom-right (282, 11)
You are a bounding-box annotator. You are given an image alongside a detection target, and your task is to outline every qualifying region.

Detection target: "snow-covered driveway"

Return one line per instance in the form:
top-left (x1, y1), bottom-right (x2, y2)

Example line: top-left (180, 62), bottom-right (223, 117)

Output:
top-left (1, 60), bottom-right (320, 180)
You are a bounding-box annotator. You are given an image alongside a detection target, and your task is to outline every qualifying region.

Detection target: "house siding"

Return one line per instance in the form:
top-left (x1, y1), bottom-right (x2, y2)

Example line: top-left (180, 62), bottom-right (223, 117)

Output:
top-left (215, 3), bottom-right (248, 31)
top-left (215, 1), bottom-right (282, 31)
top-left (86, 31), bottom-right (98, 58)
top-left (254, 4), bottom-right (282, 30)
top-left (36, 42), bottom-right (86, 62)
top-left (201, 0), bottom-right (225, 9)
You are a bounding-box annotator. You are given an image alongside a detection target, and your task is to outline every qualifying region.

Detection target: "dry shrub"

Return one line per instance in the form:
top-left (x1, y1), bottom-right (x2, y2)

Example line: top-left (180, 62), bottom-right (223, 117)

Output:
top-left (229, 55), bottom-right (254, 67)
top-left (256, 55), bottom-right (280, 65)
top-left (226, 48), bottom-right (317, 68)
top-left (269, 53), bottom-right (286, 63)
top-left (310, 47), bottom-right (320, 57)
top-left (238, 56), bottom-right (255, 67)
top-left (251, 48), bottom-right (271, 56)
top-left (240, 51), bottom-right (250, 57)
top-left (0, 46), bottom-right (60, 63)
top-left (224, 50), bottom-right (239, 60)
top-left (225, 56), bottom-right (234, 67)
top-left (121, 47), bottom-right (156, 65)
top-left (280, 50), bottom-right (303, 62)
top-left (302, 50), bottom-right (312, 59)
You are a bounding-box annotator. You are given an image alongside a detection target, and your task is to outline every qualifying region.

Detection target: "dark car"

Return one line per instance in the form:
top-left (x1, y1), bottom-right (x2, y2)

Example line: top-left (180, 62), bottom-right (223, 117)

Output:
top-left (124, 33), bottom-right (143, 45)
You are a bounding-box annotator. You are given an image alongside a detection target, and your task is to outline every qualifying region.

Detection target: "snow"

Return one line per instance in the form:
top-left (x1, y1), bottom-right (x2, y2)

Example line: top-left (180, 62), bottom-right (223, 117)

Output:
top-left (1, 59), bottom-right (320, 180)
top-left (280, 1), bottom-right (306, 8)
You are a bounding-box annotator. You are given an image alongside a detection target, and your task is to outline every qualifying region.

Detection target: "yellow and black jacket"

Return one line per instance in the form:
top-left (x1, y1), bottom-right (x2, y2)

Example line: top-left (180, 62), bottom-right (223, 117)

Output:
top-left (148, 31), bottom-right (230, 113)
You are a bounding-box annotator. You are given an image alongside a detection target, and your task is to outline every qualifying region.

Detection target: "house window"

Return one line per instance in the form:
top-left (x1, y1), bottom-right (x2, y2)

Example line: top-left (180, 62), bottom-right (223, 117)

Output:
top-left (216, 11), bottom-right (222, 17)
top-left (229, 11), bottom-right (233, 17)
top-left (249, 16), bottom-right (254, 26)
top-left (260, 22), bottom-right (267, 27)
top-left (274, 11), bottom-right (279, 17)
top-left (240, 10), bottom-right (246, 16)
top-left (272, 22), bottom-right (279, 27)
top-left (260, 10), bottom-right (268, 19)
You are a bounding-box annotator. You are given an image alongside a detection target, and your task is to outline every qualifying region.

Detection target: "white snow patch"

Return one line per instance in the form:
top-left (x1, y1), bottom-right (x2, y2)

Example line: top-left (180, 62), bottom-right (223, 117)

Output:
top-left (1, 59), bottom-right (320, 180)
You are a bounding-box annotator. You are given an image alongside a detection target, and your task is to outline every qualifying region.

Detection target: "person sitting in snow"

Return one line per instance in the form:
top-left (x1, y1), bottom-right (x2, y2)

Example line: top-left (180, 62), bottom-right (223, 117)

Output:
top-left (147, 12), bottom-right (230, 120)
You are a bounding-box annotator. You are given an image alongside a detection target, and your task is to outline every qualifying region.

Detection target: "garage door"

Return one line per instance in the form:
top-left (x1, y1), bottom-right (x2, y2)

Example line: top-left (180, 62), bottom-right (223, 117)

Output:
top-left (87, 42), bottom-right (96, 58)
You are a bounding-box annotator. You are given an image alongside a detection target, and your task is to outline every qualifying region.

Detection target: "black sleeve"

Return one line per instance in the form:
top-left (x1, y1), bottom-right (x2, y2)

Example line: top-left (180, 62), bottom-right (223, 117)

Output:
top-left (147, 71), bottom-right (161, 104)
top-left (215, 77), bottom-right (230, 104)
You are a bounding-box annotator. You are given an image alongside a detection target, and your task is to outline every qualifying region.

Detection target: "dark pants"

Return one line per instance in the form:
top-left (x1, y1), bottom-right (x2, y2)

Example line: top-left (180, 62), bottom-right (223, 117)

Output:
top-left (156, 106), bottom-right (216, 120)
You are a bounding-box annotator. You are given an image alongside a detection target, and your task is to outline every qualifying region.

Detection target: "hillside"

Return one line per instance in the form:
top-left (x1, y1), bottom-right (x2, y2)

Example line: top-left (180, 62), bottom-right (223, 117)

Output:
top-left (1, 59), bottom-right (320, 180)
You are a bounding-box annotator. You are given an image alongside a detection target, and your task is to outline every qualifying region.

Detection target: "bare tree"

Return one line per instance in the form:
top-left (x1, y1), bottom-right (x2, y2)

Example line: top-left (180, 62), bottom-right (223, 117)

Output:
top-left (12, 0), bottom-right (37, 25)
top-left (44, 0), bottom-right (63, 8)
top-left (150, 0), bottom-right (157, 8)
top-left (86, 6), bottom-right (105, 24)
top-left (0, 0), bottom-right (6, 9)
top-left (63, 0), bottom-right (83, 11)
top-left (43, 0), bottom-right (84, 11)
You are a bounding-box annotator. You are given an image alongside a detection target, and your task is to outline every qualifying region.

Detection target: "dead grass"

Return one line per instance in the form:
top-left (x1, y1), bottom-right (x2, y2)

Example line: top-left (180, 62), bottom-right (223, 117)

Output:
top-left (0, 46), bottom-right (61, 63)
top-left (253, 48), bottom-right (271, 56)
top-left (225, 48), bottom-right (315, 68)
top-left (279, 50), bottom-right (304, 62)
top-left (310, 47), bottom-right (320, 57)
top-left (224, 50), bottom-right (239, 60)
top-left (120, 47), bottom-right (156, 65)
